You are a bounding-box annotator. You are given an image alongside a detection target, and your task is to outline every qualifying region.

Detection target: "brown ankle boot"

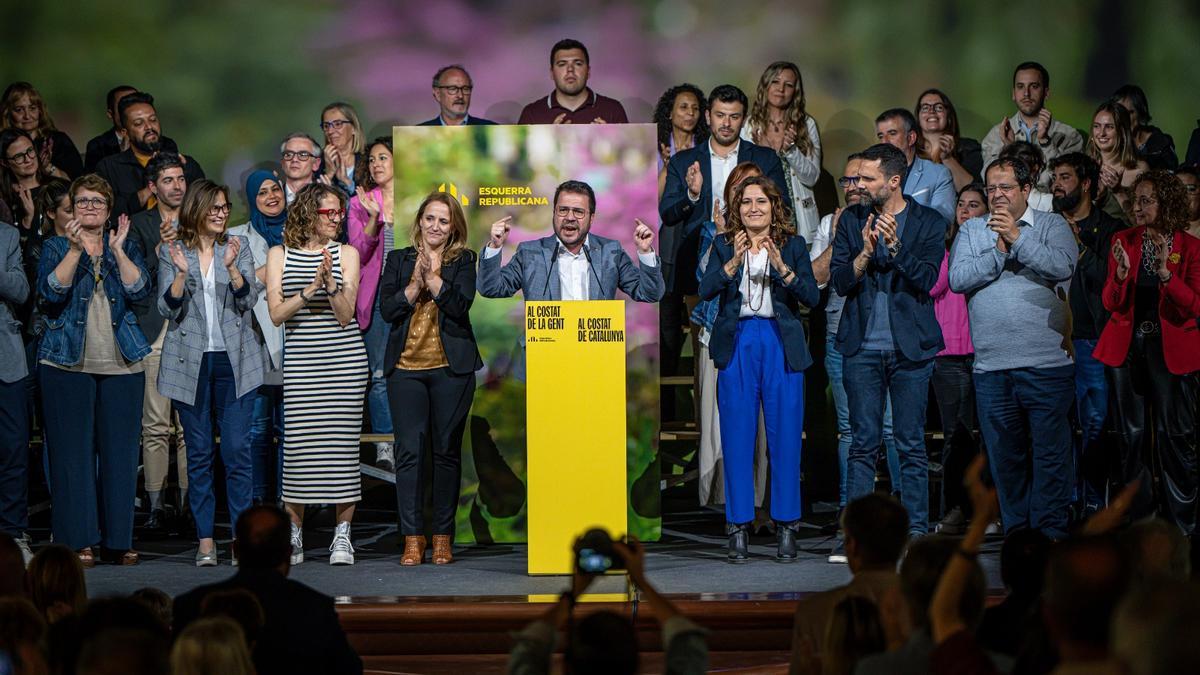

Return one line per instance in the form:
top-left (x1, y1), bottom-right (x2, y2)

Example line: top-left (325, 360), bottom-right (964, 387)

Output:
top-left (432, 535), bottom-right (453, 564)
top-left (400, 536), bottom-right (426, 566)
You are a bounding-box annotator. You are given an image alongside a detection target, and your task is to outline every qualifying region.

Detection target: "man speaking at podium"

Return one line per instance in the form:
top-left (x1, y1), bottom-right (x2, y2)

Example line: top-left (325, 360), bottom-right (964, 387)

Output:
top-left (478, 180), bottom-right (665, 302)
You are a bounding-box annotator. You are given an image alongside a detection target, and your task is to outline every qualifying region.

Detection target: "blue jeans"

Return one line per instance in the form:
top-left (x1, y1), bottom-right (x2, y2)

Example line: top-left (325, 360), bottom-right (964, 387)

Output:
top-left (718, 319), bottom-right (805, 525)
top-left (975, 365), bottom-right (1076, 540)
top-left (1073, 339), bottom-right (1107, 507)
top-left (363, 290), bottom-right (394, 436)
top-left (40, 367), bottom-right (144, 551)
top-left (174, 352), bottom-right (255, 540)
top-left (844, 349), bottom-right (935, 535)
top-left (249, 384), bottom-right (283, 501)
top-left (825, 334), bottom-right (899, 507)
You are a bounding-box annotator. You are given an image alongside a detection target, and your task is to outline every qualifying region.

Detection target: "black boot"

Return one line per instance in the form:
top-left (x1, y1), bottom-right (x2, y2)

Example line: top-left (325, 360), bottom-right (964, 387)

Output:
top-left (776, 521), bottom-right (799, 563)
top-left (727, 523), bottom-right (750, 564)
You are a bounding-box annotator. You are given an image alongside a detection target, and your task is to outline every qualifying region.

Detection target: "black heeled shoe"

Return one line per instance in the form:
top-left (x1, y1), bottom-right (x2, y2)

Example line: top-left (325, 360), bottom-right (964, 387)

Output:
top-left (776, 522), bottom-right (799, 563)
top-left (727, 524), bottom-right (750, 564)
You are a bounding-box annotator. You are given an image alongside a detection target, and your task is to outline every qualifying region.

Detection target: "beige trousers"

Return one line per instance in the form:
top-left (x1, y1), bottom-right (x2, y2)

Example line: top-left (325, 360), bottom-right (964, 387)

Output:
top-left (142, 325), bottom-right (187, 492)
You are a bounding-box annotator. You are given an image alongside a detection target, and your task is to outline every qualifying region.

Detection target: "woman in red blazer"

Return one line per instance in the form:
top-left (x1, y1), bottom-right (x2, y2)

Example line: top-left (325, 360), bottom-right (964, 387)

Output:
top-left (1095, 169), bottom-right (1200, 535)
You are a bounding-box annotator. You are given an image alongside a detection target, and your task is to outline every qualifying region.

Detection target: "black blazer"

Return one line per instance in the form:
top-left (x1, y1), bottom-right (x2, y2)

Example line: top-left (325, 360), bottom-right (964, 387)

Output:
top-left (418, 115), bottom-right (497, 126)
top-left (379, 247), bottom-right (482, 377)
top-left (830, 198), bottom-right (946, 361)
top-left (95, 147), bottom-right (205, 221)
top-left (127, 207), bottom-right (167, 341)
top-left (698, 233), bottom-right (820, 371)
top-left (173, 569), bottom-right (363, 675)
top-left (83, 130), bottom-right (178, 174)
top-left (659, 139), bottom-right (788, 294)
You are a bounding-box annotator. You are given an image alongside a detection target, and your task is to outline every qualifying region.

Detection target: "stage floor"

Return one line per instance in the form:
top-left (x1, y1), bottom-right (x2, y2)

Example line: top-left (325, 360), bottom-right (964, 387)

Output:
top-left (81, 505), bottom-right (1003, 600)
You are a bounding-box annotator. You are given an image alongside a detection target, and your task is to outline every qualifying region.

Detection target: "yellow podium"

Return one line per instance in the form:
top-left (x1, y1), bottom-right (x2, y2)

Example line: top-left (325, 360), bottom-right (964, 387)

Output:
top-left (525, 300), bottom-right (628, 575)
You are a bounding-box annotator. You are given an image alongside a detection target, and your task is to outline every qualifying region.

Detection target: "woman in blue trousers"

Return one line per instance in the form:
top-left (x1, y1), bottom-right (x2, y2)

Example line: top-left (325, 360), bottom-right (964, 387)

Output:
top-left (158, 179), bottom-right (263, 566)
top-left (37, 174), bottom-right (152, 567)
top-left (699, 175), bottom-right (820, 563)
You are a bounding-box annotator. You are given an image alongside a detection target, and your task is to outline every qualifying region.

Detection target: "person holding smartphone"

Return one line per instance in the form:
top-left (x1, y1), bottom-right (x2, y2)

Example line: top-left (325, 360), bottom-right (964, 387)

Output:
top-left (699, 175), bottom-right (819, 563)
top-left (508, 535), bottom-right (709, 674)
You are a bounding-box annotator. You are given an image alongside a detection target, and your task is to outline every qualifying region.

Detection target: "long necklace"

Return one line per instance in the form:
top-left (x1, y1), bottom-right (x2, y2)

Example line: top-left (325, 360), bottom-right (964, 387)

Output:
top-left (747, 247), bottom-right (767, 313)
top-left (1141, 229), bottom-right (1172, 275)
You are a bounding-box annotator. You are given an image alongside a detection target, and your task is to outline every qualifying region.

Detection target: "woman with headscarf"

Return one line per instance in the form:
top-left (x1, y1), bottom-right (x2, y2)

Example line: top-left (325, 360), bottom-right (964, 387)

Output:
top-left (228, 170), bottom-right (288, 505)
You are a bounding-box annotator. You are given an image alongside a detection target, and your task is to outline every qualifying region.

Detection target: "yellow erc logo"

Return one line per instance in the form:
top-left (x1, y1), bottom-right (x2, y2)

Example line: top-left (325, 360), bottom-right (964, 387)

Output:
top-left (438, 183), bottom-right (469, 207)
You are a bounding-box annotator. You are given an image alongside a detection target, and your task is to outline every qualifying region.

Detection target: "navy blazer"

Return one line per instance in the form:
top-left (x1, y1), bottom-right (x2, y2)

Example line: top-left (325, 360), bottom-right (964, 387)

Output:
top-left (659, 140), bottom-right (788, 294)
top-left (379, 247), bottom-right (483, 377)
top-left (830, 199), bottom-right (946, 361)
top-left (699, 234), bottom-right (820, 371)
top-left (417, 115), bottom-right (497, 126)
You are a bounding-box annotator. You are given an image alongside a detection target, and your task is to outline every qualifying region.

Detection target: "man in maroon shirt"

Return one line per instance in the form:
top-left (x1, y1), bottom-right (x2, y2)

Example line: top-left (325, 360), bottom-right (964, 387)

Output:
top-left (517, 39), bottom-right (628, 125)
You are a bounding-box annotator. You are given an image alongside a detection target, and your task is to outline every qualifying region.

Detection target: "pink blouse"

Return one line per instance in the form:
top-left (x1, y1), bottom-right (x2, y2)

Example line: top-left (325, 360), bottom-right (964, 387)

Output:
top-left (931, 252), bottom-right (974, 356)
top-left (347, 187), bottom-right (386, 330)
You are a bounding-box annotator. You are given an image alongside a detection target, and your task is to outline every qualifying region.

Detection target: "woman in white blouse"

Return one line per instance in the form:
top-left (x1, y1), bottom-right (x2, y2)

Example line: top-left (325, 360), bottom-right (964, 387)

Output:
top-left (742, 61), bottom-right (823, 247)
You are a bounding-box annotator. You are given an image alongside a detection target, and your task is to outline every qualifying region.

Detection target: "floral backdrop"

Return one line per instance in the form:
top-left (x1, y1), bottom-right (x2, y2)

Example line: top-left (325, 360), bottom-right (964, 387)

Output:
top-left (392, 124), bottom-right (661, 542)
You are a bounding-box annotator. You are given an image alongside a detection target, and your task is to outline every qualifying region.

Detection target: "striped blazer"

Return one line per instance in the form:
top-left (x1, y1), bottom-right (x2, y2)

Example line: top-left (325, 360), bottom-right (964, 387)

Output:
top-left (156, 235), bottom-right (264, 403)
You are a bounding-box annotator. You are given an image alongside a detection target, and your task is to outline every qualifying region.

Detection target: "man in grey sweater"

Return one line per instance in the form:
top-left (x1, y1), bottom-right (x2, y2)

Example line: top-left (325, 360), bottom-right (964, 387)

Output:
top-left (948, 157), bottom-right (1077, 540)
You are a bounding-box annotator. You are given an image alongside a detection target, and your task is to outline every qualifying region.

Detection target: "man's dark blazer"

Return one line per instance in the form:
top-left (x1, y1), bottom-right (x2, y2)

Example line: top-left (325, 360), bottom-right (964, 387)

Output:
top-left (83, 131), bottom-right (178, 174)
top-left (95, 147), bottom-right (204, 221)
top-left (127, 207), bottom-right (167, 341)
top-left (659, 139), bottom-right (787, 294)
top-left (379, 247), bottom-right (483, 377)
top-left (830, 198), bottom-right (946, 361)
top-left (698, 233), bottom-right (820, 371)
top-left (418, 115), bottom-right (497, 126)
top-left (173, 569), bottom-right (363, 675)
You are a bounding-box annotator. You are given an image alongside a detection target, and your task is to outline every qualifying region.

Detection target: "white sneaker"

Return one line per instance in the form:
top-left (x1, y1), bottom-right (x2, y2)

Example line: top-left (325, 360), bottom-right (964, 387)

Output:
top-left (17, 534), bottom-right (33, 566)
top-left (375, 442), bottom-right (395, 472)
top-left (290, 523), bottom-right (304, 565)
top-left (329, 522), bottom-right (355, 565)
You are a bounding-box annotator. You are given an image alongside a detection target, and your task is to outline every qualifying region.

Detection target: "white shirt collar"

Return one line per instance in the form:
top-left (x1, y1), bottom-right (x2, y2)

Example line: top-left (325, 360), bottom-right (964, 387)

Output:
top-left (557, 235), bottom-right (589, 257)
top-left (708, 138), bottom-right (739, 160)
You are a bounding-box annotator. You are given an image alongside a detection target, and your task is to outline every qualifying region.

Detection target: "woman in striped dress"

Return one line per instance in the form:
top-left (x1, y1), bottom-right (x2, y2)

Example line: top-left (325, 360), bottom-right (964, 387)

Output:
top-left (266, 183), bottom-right (367, 566)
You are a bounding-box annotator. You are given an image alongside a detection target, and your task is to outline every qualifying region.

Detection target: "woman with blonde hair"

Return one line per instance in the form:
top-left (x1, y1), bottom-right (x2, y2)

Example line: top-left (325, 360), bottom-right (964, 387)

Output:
top-left (742, 61), bottom-right (822, 245)
top-left (157, 179), bottom-right (261, 566)
top-left (318, 101), bottom-right (365, 197)
top-left (699, 175), bottom-right (819, 562)
top-left (26, 544), bottom-right (87, 624)
top-left (381, 191), bottom-right (481, 566)
top-left (1087, 100), bottom-right (1149, 215)
top-left (266, 183), bottom-right (367, 566)
top-left (1, 81), bottom-right (81, 178)
top-left (170, 616), bottom-right (255, 675)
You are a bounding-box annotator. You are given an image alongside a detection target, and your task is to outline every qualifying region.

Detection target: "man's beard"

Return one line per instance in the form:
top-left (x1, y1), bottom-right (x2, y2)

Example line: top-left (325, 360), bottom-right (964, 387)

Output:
top-left (869, 186), bottom-right (890, 211)
top-left (1052, 186), bottom-right (1083, 214)
top-left (131, 135), bottom-right (161, 155)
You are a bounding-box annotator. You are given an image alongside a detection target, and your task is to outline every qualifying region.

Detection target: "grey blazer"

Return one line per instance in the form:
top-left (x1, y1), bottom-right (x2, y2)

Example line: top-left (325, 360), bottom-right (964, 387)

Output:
top-left (0, 223), bottom-right (29, 383)
top-left (155, 235), bottom-right (264, 403)
top-left (225, 222), bottom-right (282, 375)
top-left (477, 233), bottom-right (664, 302)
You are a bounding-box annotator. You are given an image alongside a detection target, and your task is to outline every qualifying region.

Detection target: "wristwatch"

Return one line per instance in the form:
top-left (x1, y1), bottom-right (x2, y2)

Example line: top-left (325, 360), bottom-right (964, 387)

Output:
top-left (888, 240), bottom-right (902, 256)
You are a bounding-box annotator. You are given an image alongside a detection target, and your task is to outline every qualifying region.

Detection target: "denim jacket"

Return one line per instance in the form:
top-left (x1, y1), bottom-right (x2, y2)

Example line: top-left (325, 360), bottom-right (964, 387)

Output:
top-left (36, 235), bottom-right (153, 367)
top-left (689, 220), bottom-right (720, 333)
